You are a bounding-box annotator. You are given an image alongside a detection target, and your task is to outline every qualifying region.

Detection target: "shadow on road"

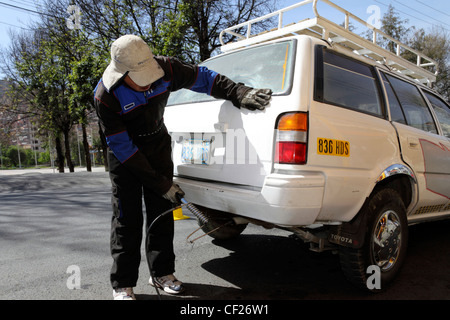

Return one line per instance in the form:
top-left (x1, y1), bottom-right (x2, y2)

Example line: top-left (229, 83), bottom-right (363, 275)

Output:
top-left (177, 219), bottom-right (450, 300)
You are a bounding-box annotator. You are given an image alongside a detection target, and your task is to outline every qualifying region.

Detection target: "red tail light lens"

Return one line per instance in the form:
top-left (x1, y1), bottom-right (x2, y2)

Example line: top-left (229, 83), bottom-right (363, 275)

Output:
top-left (275, 141), bottom-right (306, 164)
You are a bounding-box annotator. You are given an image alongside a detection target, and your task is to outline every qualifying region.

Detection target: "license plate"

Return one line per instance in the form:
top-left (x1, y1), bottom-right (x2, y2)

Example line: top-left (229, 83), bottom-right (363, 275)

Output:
top-left (317, 138), bottom-right (350, 157)
top-left (181, 139), bottom-right (211, 165)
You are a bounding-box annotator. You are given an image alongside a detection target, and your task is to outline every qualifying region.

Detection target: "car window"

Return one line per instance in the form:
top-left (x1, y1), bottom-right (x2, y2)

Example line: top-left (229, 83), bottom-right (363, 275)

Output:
top-left (385, 74), bottom-right (438, 134)
top-left (167, 40), bottom-right (295, 105)
top-left (380, 72), bottom-right (406, 124)
top-left (319, 50), bottom-right (383, 116)
top-left (423, 92), bottom-right (450, 138)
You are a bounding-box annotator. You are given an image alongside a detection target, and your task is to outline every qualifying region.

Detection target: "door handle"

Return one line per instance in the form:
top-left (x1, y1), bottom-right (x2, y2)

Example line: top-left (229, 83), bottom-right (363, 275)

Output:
top-left (407, 137), bottom-right (419, 148)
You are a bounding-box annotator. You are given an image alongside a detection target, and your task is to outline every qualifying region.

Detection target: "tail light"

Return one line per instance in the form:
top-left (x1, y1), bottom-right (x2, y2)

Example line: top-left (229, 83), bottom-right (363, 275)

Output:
top-left (274, 112), bottom-right (308, 165)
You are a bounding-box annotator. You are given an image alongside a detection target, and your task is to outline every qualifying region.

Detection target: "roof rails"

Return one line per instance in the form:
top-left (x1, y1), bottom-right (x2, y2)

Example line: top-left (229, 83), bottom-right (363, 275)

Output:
top-left (219, 0), bottom-right (438, 87)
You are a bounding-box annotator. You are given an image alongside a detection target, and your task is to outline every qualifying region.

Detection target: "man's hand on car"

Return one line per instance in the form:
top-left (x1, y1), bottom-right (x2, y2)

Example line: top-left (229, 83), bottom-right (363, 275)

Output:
top-left (239, 88), bottom-right (273, 111)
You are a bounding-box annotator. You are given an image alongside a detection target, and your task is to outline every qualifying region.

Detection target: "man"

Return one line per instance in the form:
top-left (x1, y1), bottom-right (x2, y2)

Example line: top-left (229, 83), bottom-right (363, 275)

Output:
top-left (94, 35), bottom-right (272, 300)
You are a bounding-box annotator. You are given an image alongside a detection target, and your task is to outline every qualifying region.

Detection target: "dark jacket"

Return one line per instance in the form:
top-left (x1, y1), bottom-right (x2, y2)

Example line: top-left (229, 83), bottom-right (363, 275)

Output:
top-left (94, 56), bottom-right (250, 195)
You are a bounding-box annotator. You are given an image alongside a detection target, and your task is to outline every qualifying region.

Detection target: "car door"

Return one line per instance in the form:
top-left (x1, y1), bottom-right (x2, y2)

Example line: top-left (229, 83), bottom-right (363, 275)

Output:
top-left (380, 71), bottom-right (450, 218)
top-left (421, 89), bottom-right (450, 212)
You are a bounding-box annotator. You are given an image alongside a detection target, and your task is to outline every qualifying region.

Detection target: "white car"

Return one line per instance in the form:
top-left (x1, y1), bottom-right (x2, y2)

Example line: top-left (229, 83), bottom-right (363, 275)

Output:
top-left (164, 0), bottom-right (450, 291)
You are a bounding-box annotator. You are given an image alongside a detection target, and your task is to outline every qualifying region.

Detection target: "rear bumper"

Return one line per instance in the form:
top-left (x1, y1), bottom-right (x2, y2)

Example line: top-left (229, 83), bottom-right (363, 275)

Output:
top-left (174, 172), bottom-right (325, 226)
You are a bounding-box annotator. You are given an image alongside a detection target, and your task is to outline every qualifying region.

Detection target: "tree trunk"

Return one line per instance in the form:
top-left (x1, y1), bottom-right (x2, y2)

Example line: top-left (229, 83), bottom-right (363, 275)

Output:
top-left (55, 135), bottom-right (65, 173)
top-left (63, 129), bottom-right (75, 172)
top-left (82, 123), bottom-right (92, 172)
top-left (99, 124), bottom-right (109, 172)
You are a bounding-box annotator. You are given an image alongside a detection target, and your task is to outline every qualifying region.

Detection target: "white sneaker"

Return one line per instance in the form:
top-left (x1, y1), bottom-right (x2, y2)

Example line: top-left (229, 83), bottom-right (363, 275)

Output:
top-left (113, 287), bottom-right (136, 300)
top-left (149, 274), bottom-right (184, 294)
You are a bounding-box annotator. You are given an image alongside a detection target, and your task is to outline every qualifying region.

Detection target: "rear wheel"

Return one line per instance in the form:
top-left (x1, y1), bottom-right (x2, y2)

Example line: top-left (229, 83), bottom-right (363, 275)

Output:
top-left (195, 205), bottom-right (247, 240)
top-left (339, 187), bottom-right (408, 291)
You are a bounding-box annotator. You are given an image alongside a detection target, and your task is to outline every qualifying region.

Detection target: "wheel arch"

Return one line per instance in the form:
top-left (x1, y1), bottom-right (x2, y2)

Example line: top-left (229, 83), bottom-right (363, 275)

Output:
top-left (375, 164), bottom-right (418, 215)
top-left (328, 164), bottom-right (416, 249)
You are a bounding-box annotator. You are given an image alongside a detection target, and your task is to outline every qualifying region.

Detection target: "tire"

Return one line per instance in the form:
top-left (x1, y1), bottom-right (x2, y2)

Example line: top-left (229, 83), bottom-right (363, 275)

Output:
top-left (339, 187), bottom-right (408, 292)
top-left (195, 205), bottom-right (248, 240)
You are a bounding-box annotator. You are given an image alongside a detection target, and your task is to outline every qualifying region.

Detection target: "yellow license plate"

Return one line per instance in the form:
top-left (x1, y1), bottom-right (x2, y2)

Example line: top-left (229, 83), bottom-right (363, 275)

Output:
top-left (317, 138), bottom-right (350, 157)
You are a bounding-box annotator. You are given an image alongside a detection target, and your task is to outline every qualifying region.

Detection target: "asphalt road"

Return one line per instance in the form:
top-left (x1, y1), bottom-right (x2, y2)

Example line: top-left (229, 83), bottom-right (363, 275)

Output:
top-left (1, 169), bottom-right (449, 302)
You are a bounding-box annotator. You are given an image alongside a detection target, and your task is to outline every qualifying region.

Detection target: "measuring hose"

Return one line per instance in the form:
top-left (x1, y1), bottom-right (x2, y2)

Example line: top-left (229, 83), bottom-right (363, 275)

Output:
top-left (180, 198), bottom-right (209, 225)
top-left (145, 205), bottom-right (179, 299)
top-left (145, 197), bottom-right (210, 299)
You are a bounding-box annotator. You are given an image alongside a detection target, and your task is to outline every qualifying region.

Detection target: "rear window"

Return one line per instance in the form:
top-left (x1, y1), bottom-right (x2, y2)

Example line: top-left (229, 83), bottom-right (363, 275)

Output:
top-left (315, 48), bottom-right (383, 117)
top-left (167, 40), bottom-right (295, 105)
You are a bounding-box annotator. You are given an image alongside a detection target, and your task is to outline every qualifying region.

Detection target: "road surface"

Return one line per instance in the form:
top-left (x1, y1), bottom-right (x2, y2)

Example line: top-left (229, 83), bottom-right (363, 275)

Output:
top-left (1, 168), bottom-right (449, 302)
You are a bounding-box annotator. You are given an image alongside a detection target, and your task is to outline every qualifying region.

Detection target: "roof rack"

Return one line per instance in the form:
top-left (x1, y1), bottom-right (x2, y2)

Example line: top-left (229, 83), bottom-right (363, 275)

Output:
top-left (219, 0), bottom-right (438, 86)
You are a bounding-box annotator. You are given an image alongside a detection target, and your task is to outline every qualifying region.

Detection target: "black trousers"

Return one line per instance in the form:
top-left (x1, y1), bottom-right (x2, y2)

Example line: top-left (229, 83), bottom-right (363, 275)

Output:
top-left (108, 134), bottom-right (175, 289)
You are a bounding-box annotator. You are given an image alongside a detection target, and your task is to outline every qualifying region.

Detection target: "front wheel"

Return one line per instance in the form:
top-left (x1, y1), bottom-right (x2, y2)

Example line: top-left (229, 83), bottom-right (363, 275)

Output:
top-left (339, 188), bottom-right (408, 292)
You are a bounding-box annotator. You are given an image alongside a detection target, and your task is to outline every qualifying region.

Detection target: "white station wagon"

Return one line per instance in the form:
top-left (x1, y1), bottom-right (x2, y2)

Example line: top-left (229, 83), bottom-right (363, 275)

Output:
top-left (164, 0), bottom-right (450, 291)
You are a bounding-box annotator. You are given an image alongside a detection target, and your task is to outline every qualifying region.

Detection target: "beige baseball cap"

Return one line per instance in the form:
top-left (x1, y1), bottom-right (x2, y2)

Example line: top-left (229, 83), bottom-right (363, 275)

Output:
top-left (102, 35), bottom-right (165, 91)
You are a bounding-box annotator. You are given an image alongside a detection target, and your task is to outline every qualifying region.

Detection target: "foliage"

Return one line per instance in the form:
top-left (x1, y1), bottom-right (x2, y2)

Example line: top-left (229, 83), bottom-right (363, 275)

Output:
top-left (407, 27), bottom-right (450, 100)
top-left (376, 5), bottom-right (449, 100)
top-left (379, 5), bottom-right (412, 53)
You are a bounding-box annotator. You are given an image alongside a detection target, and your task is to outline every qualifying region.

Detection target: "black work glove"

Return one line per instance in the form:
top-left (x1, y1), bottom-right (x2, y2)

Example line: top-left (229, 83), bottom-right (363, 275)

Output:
top-left (239, 88), bottom-right (273, 111)
top-left (162, 184), bottom-right (185, 204)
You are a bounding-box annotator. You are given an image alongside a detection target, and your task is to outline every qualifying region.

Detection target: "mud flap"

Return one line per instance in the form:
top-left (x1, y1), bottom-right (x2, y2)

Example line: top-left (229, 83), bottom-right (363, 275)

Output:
top-left (328, 198), bottom-right (369, 249)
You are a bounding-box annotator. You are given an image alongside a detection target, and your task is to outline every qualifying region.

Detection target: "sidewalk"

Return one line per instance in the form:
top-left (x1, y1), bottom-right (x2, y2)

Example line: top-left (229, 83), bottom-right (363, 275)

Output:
top-left (0, 166), bottom-right (107, 176)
